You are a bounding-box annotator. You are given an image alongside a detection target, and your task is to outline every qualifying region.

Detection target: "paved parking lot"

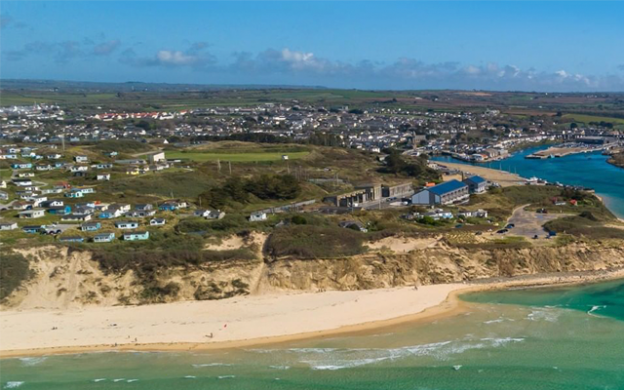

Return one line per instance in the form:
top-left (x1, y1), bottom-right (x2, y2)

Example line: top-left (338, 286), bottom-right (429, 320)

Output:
top-left (507, 206), bottom-right (567, 238)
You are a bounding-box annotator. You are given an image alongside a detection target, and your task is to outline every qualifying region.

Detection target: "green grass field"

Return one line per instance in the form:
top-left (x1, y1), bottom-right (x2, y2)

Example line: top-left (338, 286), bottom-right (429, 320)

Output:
top-left (562, 114), bottom-right (624, 125)
top-left (165, 150), bottom-right (310, 162)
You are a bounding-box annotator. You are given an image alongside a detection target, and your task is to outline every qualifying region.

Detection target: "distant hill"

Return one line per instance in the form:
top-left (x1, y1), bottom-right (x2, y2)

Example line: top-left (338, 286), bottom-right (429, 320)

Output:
top-left (0, 79), bottom-right (328, 93)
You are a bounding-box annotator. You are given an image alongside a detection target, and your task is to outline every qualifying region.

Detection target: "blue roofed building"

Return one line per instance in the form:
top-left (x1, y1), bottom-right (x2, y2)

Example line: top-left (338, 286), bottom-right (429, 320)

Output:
top-left (462, 175), bottom-right (488, 194)
top-left (411, 180), bottom-right (469, 206)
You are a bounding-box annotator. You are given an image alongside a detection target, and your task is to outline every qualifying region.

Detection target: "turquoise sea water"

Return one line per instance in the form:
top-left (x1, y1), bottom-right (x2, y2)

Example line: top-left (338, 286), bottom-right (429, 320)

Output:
top-left (432, 145), bottom-right (624, 218)
top-left (3, 279), bottom-right (624, 390)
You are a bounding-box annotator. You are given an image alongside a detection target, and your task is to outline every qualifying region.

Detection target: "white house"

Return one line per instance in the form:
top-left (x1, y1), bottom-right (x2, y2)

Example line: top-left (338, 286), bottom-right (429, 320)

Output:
top-left (18, 209), bottom-right (45, 219)
top-left (249, 211), bottom-right (267, 222)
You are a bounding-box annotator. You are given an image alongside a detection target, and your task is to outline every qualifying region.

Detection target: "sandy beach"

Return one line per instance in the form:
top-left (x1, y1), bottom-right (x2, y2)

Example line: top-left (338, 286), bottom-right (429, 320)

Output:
top-left (2, 268), bottom-right (624, 358)
top-left (0, 284), bottom-right (464, 357)
top-left (437, 161), bottom-right (525, 187)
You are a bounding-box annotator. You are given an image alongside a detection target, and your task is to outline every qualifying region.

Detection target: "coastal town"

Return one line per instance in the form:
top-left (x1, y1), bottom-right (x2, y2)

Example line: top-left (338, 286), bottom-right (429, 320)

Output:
top-left (3, 1), bottom-right (624, 388)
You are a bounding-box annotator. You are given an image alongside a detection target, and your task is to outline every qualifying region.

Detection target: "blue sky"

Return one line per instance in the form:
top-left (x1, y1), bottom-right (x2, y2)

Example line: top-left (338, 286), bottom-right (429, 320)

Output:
top-left (2, 1), bottom-right (624, 91)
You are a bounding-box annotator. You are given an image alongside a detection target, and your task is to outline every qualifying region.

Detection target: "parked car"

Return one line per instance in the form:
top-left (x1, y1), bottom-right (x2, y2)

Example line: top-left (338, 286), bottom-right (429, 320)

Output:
top-left (496, 229), bottom-right (509, 234)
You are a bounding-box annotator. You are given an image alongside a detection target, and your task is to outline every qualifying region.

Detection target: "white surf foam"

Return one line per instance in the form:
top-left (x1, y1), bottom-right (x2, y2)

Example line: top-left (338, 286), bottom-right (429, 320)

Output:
top-left (3, 383), bottom-right (24, 389)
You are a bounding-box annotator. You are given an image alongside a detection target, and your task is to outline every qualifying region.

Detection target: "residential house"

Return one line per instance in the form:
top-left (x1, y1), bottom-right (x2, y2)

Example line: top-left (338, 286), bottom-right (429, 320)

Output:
top-left (249, 211), bottom-right (267, 222)
top-left (458, 209), bottom-right (489, 219)
top-left (96, 173), bottom-right (111, 181)
top-left (62, 214), bottom-right (93, 223)
top-left (65, 191), bottom-right (84, 198)
top-left (115, 221), bottom-right (139, 230)
top-left (59, 236), bottom-right (85, 243)
top-left (81, 222), bottom-right (101, 232)
top-left (93, 232), bottom-right (115, 243)
top-left (12, 178), bottom-right (33, 187)
top-left (0, 222), bottom-right (18, 230)
top-left (18, 209), bottom-right (45, 219)
top-left (23, 225), bottom-right (42, 234)
top-left (74, 155), bottom-right (89, 163)
top-left (123, 231), bottom-right (150, 241)
top-left (150, 218), bottom-right (166, 226)
top-left (47, 205), bottom-right (72, 215)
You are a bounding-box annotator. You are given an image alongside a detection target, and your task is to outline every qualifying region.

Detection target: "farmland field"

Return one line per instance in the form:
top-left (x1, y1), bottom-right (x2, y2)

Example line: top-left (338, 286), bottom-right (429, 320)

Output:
top-left (164, 150), bottom-right (310, 162)
top-left (562, 113), bottom-right (624, 125)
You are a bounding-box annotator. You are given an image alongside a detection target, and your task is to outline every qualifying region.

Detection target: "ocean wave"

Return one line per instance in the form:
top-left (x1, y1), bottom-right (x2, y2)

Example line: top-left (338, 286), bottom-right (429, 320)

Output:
top-left (92, 378), bottom-right (107, 383)
top-left (126, 379), bottom-right (139, 383)
top-left (184, 376), bottom-right (196, 379)
top-left (527, 307), bottom-right (561, 322)
top-left (18, 357), bottom-right (47, 367)
top-left (3, 383), bottom-right (24, 389)
top-left (270, 337), bottom-right (526, 371)
top-left (218, 375), bottom-right (235, 379)
top-left (269, 365), bottom-right (291, 370)
top-left (587, 305), bottom-right (606, 317)
top-left (192, 363), bottom-right (232, 368)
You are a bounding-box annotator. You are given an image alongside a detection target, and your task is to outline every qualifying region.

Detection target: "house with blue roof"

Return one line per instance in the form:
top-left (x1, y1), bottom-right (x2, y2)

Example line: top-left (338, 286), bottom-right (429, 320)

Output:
top-left (462, 176), bottom-right (488, 194)
top-left (411, 180), bottom-right (469, 206)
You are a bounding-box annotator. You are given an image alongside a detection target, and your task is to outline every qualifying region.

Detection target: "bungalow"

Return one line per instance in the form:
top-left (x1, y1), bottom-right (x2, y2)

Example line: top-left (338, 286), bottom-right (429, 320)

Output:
top-left (0, 191), bottom-right (8, 201)
top-left (125, 209), bottom-right (155, 218)
top-left (74, 155), bottom-right (89, 163)
top-left (458, 209), bottom-right (489, 219)
top-left (96, 173), bottom-right (111, 181)
top-left (462, 176), bottom-right (488, 194)
top-left (206, 209), bottom-right (226, 220)
top-left (411, 180), bottom-right (470, 206)
top-left (23, 225), bottom-right (42, 234)
top-left (17, 172), bottom-right (35, 178)
top-left (93, 232), bottom-right (115, 243)
top-left (12, 178), bottom-right (33, 187)
top-left (11, 163), bottom-right (32, 169)
top-left (48, 205), bottom-right (72, 215)
top-left (93, 163), bottom-right (113, 169)
top-left (123, 231), bottom-right (150, 241)
top-left (42, 187), bottom-right (65, 195)
top-left (81, 222), bottom-right (101, 232)
top-left (99, 207), bottom-right (124, 219)
top-left (115, 221), bottom-right (139, 230)
top-left (65, 191), bottom-right (84, 198)
top-left (62, 214), bottom-right (93, 223)
top-left (0, 222), bottom-right (18, 231)
top-left (135, 204), bottom-right (154, 212)
top-left (150, 218), bottom-right (166, 226)
top-left (159, 202), bottom-right (178, 212)
top-left (18, 209), bottom-right (45, 219)
top-left (46, 153), bottom-right (62, 160)
top-left (70, 165), bottom-right (89, 173)
top-left (249, 211), bottom-right (267, 222)
top-left (41, 199), bottom-right (64, 208)
top-left (59, 236), bottom-right (85, 243)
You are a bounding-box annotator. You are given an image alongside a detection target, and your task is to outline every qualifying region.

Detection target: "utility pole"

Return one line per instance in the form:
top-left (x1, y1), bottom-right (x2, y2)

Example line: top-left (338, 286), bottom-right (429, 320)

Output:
top-left (217, 159), bottom-right (221, 174)
top-left (228, 161), bottom-right (232, 175)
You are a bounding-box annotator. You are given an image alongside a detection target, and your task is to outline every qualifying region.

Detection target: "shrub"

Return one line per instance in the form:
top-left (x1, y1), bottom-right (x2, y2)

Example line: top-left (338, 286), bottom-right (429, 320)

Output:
top-left (266, 225), bottom-right (366, 259)
top-left (0, 252), bottom-right (30, 300)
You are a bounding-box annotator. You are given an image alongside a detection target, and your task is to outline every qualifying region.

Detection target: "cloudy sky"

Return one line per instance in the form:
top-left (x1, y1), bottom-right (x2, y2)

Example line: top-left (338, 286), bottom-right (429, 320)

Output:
top-left (2, 1), bottom-right (624, 91)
